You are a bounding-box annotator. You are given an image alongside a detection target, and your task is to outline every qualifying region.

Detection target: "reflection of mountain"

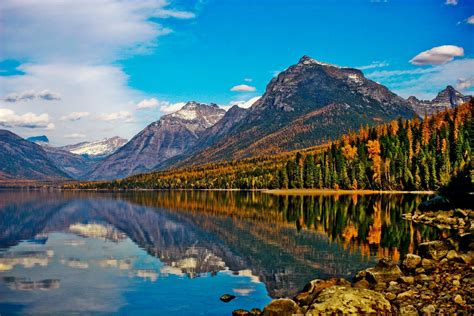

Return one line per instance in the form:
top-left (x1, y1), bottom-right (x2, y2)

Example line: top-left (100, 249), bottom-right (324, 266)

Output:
top-left (0, 191), bottom-right (437, 298)
top-left (0, 250), bottom-right (53, 271)
top-left (68, 223), bottom-right (126, 242)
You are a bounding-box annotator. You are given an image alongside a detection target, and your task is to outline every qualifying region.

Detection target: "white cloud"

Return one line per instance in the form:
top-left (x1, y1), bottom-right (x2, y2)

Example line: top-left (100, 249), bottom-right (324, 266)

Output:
top-left (456, 77), bottom-right (474, 90)
top-left (98, 111), bottom-right (133, 122)
top-left (137, 98), bottom-right (161, 110)
top-left (244, 78), bottom-right (253, 82)
top-left (60, 112), bottom-right (90, 122)
top-left (445, 0), bottom-right (458, 5)
top-left (159, 102), bottom-right (187, 114)
top-left (64, 133), bottom-right (86, 139)
top-left (231, 96), bottom-right (261, 109)
top-left (410, 45), bottom-right (464, 65)
top-left (221, 96), bottom-right (261, 111)
top-left (357, 61), bottom-right (389, 70)
top-left (230, 84), bottom-right (257, 92)
top-left (0, 108), bottom-right (54, 129)
top-left (4, 89), bottom-right (61, 102)
top-left (0, 0), bottom-right (196, 145)
top-left (0, 0), bottom-right (195, 63)
top-left (467, 16), bottom-right (474, 24)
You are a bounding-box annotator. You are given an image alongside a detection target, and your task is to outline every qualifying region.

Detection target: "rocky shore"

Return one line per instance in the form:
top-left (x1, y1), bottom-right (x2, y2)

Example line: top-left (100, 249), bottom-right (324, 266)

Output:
top-left (233, 207), bottom-right (473, 315)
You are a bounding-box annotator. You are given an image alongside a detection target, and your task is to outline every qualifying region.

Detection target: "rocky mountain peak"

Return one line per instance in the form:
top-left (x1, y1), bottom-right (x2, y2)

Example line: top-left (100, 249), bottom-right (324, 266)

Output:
top-left (297, 55), bottom-right (339, 68)
top-left (408, 86), bottom-right (471, 117)
top-left (168, 101), bottom-right (225, 127)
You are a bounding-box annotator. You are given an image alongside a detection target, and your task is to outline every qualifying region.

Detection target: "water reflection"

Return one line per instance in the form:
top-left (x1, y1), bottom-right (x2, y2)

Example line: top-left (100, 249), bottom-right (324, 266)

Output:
top-left (0, 190), bottom-right (436, 315)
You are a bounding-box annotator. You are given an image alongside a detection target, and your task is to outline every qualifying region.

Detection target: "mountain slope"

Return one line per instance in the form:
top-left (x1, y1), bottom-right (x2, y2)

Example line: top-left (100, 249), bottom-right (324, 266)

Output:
top-left (59, 136), bottom-right (127, 159)
top-left (0, 130), bottom-right (70, 180)
top-left (408, 86), bottom-right (471, 117)
top-left (88, 102), bottom-right (226, 180)
top-left (41, 146), bottom-right (97, 179)
top-left (176, 56), bottom-right (415, 167)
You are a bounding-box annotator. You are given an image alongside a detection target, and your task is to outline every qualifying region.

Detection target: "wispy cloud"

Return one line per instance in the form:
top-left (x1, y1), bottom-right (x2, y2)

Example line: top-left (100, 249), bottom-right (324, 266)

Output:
top-left (136, 98), bottom-right (160, 110)
top-left (457, 77), bottom-right (474, 90)
top-left (445, 0), bottom-right (458, 5)
top-left (0, 108), bottom-right (54, 129)
top-left (467, 16), bottom-right (474, 24)
top-left (64, 133), bottom-right (86, 139)
top-left (410, 45), bottom-right (464, 65)
top-left (230, 84), bottom-right (257, 92)
top-left (357, 61), bottom-right (389, 71)
top-left (160, 102), bottom-right (187, 114)
top-left (60, 112), bottom-right (90, 122)
top-left (98, 111), bottom-right (133, 122)
top-left (4, 89), bottom-right (61, 102)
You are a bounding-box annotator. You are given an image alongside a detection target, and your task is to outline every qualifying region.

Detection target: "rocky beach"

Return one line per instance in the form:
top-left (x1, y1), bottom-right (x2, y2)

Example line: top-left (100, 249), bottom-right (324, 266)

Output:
top-left (233, 206), bottom-right (473, 315)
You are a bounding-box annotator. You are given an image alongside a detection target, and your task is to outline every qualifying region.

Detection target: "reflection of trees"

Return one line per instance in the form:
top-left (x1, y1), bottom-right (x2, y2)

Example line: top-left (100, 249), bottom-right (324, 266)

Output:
top-left (0, 191), bottom-right (438, 298)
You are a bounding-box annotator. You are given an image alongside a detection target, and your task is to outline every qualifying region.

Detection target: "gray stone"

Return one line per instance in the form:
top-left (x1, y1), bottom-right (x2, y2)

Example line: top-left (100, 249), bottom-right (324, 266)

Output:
top-left (418, 241), bottom-right (449, 260)
top-left (403, 254), bottom-right (422, 269)
top-left (263, 298), bottom-right (300, 316)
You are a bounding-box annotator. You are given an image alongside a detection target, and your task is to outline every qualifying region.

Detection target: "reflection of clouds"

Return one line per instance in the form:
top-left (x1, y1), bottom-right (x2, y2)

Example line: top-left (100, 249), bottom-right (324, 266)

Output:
top-left (59, 258), bottom-right (89, 269)
top-left (166, 246), bottom-right (227, 278)
top-left (3, 276), bottom-right (60, 291)
top-left (69, 223), bottom-right (126, 242)
top-left (0, 250), bottom-right (53, 271)
top-left (232, 269), bottom-right (261, 284)
top-left (64, 239), bottom-right (86, 247)
top-left (233, 286), bottom-right (255, 296)
top-left (134, 269), bottom-right (158, 282)
top-left (96, 258), bottom-right (132, 270)
top-left (160, 265), bottom-right (184, 277)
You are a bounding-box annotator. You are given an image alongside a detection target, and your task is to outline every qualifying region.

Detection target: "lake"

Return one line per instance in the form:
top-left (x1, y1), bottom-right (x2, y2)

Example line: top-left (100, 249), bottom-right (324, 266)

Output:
top-left (0, 190), bottom-right (437, 315)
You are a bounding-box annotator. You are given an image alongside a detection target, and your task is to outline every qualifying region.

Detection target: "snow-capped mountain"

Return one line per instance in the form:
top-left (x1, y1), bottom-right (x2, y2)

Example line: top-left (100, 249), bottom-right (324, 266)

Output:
top-left (87, 102), bottom-right (225, 180)
top-left (60, 136), bottom-right (127, 159)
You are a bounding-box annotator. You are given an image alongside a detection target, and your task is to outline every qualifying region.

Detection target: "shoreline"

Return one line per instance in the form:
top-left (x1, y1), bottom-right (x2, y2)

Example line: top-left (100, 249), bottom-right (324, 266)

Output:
top-left (263, 189), bottom-right (436, 195)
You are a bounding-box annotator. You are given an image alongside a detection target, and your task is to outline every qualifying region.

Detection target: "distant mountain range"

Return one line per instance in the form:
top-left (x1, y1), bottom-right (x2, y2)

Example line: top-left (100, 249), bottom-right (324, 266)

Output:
top-left (1, 56), bottom-right (471, 181)
top-left (86, 102), bottom-right (225, 180)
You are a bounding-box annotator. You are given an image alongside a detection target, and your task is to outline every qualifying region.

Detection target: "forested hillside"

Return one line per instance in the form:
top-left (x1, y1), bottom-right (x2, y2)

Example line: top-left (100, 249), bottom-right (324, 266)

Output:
top-left (68, 101), bottom-right (472, 191)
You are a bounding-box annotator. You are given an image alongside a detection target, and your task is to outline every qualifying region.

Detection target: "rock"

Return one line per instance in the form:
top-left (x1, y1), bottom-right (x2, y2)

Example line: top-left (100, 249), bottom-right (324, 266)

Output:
top-left (233, 309), bottom-right (250, 316)
top-left (399, 276), bottom-right (415, 285)
top-left (415, 267), bottom-right (425, 274)
top-left (418, 195), bottom-right (450, 211)
top-left (249, 308), bottom-right (262, 316)
top-left (421, 304), bottom-right (436, 314)
top-left (415, 274), bottom-right (432, 282)
top-left (418, 241), bottom-right (449, 260)
top-left (294, 278), bottom-right (338, 305)
top-left (354, 279), bottom-right (370, 289)
top-left (454, 209), bottom-right (468, 218)
top-left (403, 254), bottom-right (422, 269)
top-left (365, 257), bottom-right (402, 284)
top-left (397, 289), bottom-right (417, 302)
top-left (453, 279), bottom-right (460, 287)
top-left (421, 258), bottom-right (435, 270)
top-left (263, 298), bottom-right (300, 316)
top-left (446, 250), bottom-right (458, 260)
top-left (455, 252), bottom-right (473, 265)
top-left (453, 294), bottom-right (464, 305)
top-left (220, 294), bottom-right (236, 302)
top-left (306, 286), bottom-right (392, 314)
top-left (385, 292), bottom-right (397, 301)
top-left (399, 304), bottom-right (419, 315)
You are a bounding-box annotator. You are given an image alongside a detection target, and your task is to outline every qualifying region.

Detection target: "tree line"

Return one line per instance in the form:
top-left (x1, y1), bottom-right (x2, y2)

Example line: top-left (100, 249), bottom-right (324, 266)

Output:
top-left (67, 101), bottom-right (472, 191)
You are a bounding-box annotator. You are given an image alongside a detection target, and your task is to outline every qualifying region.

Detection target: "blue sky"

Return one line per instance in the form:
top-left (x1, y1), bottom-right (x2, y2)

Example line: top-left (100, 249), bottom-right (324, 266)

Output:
top-left (0, 0), bottom-right (473, 144)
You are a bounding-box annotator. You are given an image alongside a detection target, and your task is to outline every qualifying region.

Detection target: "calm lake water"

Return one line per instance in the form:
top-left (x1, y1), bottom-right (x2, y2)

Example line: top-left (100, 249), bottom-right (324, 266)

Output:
top-left (0, 190), bottom-right (437, 315)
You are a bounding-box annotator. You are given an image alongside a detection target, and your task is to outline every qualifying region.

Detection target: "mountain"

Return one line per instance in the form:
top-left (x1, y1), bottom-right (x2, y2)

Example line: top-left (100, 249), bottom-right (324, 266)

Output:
top-left (59, 136), bottom-right (127, 159)
top-left (175, 55), bottom-right (416, 167)
top-left (408, 86), bottom-right (471, 117)
top-left (0, 130), bottom-right (70, 180)
top-left (41, 146), bottom-right (96, 179)
top-left (87, 102), bottom-right (226, 180)
top-left (26, 135), bottom-right (49, 145)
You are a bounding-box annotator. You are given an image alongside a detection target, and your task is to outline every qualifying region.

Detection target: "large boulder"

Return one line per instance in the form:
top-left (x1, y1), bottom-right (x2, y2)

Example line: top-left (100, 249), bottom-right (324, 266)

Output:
top-left (263, 298), bottom-right (300, 316)
top-left (306, 286), bottom-right (392, 314)
top-left (402, 254), bottom-right (422, 270)
top-left (365, 257), bottom-right (402, 284)
top-left (418, 241), bottom-right (449, 260)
